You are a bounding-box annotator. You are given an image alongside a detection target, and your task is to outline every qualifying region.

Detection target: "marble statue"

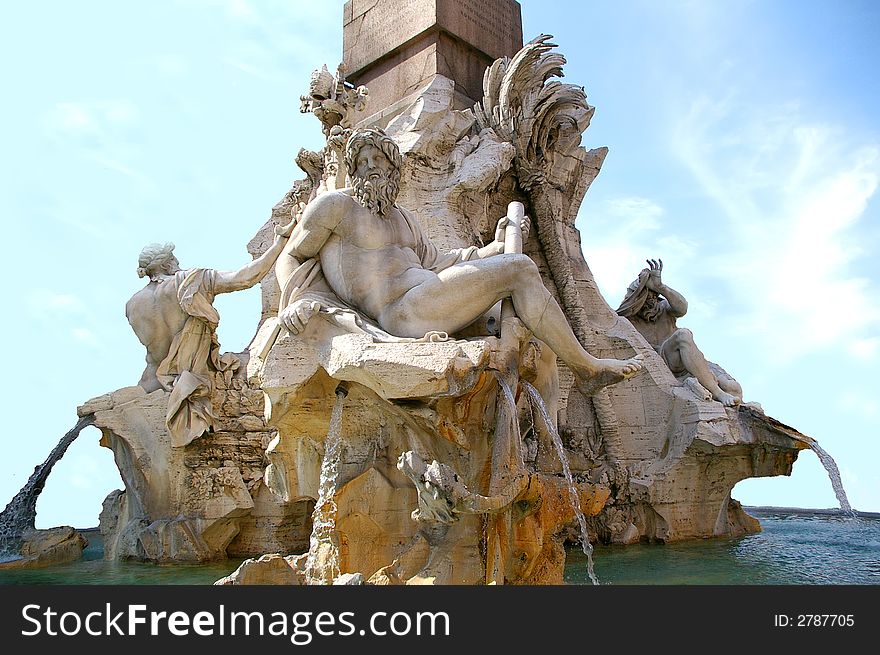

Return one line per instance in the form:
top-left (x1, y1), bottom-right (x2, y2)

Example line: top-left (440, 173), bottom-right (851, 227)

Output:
top-left (300, 63), bottom-right (368, 138)
top-left (274, 127), bottom-right (643, 396)
top-left (397, 451), bottom-right (528, 525)
top-left (126, 227), bottom-right (293, 447)
top-left (617, 259), bottom-right (743, 406)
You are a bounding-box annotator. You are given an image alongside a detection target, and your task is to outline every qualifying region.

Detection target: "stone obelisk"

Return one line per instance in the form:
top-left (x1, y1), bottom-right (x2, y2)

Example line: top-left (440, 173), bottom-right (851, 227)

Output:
top-left (343, 0), bottom-right (523, 123)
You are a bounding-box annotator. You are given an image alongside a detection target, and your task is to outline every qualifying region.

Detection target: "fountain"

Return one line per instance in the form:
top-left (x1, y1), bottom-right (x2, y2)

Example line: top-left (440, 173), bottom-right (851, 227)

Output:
top-left (1, 0), bottom-right (852, 586)
top-left (495, 375), bottom-right (525, 470)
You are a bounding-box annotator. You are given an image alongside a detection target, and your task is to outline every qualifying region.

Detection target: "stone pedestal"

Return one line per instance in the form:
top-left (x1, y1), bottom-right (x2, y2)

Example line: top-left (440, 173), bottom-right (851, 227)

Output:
top-left (79, 370), bottom-right (313, 563)
top-left (343, 0), bottom-right (522, 122)
top-left (251, 304), bottom-right (607, 584)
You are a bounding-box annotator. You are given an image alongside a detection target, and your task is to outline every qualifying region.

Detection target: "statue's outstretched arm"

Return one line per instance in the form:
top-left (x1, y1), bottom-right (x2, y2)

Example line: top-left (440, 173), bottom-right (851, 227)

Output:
top-left (475, 214), bottom-right (531, 259)
top-left (420, 212), bottom-right (532, 272)
top-left (214, 228), bottom-right (291, 294)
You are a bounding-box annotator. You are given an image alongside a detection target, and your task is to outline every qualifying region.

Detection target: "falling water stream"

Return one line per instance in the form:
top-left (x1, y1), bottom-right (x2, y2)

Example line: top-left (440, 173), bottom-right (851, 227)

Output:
top-left (0, 414), bottom-right (95, 557)
top-left (800, 438), bottom-right (856, 516)
top-left (304, 389), bottom-right (347, 584)
top-left (522, 381), bottom-right (600, 585)
top-left (495, 376), bottom-right (525, 468)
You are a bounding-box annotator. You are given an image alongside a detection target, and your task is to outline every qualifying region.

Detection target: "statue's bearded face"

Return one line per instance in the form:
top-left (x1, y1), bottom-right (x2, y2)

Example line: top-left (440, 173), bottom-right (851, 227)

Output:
top-left (639, 291), bottom-right (663, 322)
top-left (351, 144), bottom-right (400, 216)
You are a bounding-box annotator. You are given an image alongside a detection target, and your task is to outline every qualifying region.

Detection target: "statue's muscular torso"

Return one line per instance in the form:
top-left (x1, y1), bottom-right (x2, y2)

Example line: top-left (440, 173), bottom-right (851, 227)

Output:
top-left (125, 274), bottom-right (190, 390)
top-left (280, 190), bottom-right (442, 323)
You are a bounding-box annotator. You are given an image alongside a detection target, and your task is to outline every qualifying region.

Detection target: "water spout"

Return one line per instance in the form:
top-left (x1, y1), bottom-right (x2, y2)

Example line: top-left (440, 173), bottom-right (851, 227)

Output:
top-left (304, 387), bottom-right (347, 584)
top-left (495, 376), bottom-right (525, 469)
top-left (522, 382), bottom-right (600, 585)
top-left (0, 414), bottom-right (95, 556)
top-left (799, 437), bottom-right (856, 517)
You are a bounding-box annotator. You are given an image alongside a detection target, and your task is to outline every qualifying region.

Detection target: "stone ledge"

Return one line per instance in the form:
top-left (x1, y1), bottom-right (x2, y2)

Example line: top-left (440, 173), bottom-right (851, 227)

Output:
top-left (261, 323), bottom-right (495, 400)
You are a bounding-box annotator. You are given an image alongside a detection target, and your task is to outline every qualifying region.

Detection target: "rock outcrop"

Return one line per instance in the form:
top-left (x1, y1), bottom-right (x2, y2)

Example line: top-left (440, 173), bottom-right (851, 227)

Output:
top-left (252, 304), bottom-right (608, 584)
top-left (0, 527), bottom-right (87, 570)
top-left (80, 367), bottom-right (313, 563)
top-left (214, 553), bottom-right (307, 586)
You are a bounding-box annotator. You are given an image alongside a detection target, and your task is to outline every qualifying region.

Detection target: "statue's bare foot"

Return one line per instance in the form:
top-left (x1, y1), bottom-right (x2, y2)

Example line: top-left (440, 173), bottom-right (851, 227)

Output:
top-left (575, 355), bottom-right (643, 396)
top-left (715, 390), bottom-right (740, 407)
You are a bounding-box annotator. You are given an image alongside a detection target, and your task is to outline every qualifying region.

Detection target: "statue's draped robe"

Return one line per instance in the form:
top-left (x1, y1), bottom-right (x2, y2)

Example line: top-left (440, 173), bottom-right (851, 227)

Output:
top-left (616, 269), bottom-right (652, 319)
top-left (156, 269), bottom-right (238, 447)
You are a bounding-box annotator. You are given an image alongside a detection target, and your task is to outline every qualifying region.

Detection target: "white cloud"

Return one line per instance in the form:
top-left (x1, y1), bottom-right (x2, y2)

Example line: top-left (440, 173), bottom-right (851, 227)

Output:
top-left (72, 328), bottom-right (99, 347)
top-left (580, 196), bottom-right (669, 304)
top-left (24, 292), bottom-right (104, 349)
top-left (580, 195), bottom-right (712, 317)
top-left (53, 103), bottom-right (93, 130)
top-left (848, 337), bottom-right (879, 359)
top-left (89, 154), bottom-right (151, 183)
top-left (103, 100), bottom-right (138, 125)
top-left (26, 290), bottom-right (85, 316)
top-left (64, 455), bottom-right (101, 490)
top-left (838, 466), bottom-right (880, 513)
top-left (225, 0), bottom-right (256, 20)
top-left (156, 54), bottom-right (189, 77)
top-left (836, 389), bottom-right (879, 418)
top-left (670, 94), bottom-right (880, 362)
top-left (41, 99), bottom-right (153, 200)
top-left (180, 0), bottom-right (338, 77)
top-left (45, 100), bottom-right (138, 135)
top-left (607, 196), bottom-right (664, 229)
top-left (182, 0), bottom-right (257, 21)
top-left (224, 57), bottom-right (270, 79)
top-left (656, 235), bottom-right (698, 263)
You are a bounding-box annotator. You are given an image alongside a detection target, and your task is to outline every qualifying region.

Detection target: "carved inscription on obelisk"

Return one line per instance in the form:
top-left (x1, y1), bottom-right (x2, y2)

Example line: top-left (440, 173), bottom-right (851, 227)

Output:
top-left (342, 0), bottom-right (523, 119)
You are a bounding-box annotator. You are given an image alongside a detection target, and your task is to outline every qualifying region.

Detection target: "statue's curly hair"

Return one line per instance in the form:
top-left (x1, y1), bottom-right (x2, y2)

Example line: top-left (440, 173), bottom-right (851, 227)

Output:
top-left (137, 242), bottom-right (176, 279)
top-left (344, 128), bottom-right (403, 179)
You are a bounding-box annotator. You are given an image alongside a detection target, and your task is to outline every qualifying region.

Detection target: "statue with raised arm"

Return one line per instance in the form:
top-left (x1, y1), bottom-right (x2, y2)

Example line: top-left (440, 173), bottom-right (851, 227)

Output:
top-left (127, 226), bottom-right (293, 447)
top-left (617, 259), bottom-right (743, 406)
top-left (274, 128), bottom-right (642, 396)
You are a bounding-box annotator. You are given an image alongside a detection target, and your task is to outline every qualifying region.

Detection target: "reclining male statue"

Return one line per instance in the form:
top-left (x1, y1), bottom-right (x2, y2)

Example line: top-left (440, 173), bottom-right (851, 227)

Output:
top-left (274, 127), bottom-right (642, 396)
top-left (617, 259), bottom-right (742, 406)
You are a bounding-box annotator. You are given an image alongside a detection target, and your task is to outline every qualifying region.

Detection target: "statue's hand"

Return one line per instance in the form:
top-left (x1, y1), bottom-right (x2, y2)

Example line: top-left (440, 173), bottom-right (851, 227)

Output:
top-left (493, 214), bottom-right (532, 247)
top-left (645, 258), bottom-right (663, 291)
top-left (274, 216), bottom-right (297, 239)
top-left (280, 299), bottom-right (320, 335)
top-left (493, 216), bottom-right (508, 244)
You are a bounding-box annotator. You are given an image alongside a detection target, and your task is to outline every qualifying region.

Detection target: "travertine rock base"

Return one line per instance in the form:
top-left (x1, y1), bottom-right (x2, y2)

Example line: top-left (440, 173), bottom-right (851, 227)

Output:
top-left (0, 527), bottom-right (87, 570)
top-left (80, 366), bottom-right (312, 562)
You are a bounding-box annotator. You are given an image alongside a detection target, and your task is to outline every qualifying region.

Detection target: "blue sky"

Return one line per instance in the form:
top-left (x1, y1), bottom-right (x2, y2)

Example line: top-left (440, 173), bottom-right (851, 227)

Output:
top-left (0, 0), bottom-right (877, 529)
